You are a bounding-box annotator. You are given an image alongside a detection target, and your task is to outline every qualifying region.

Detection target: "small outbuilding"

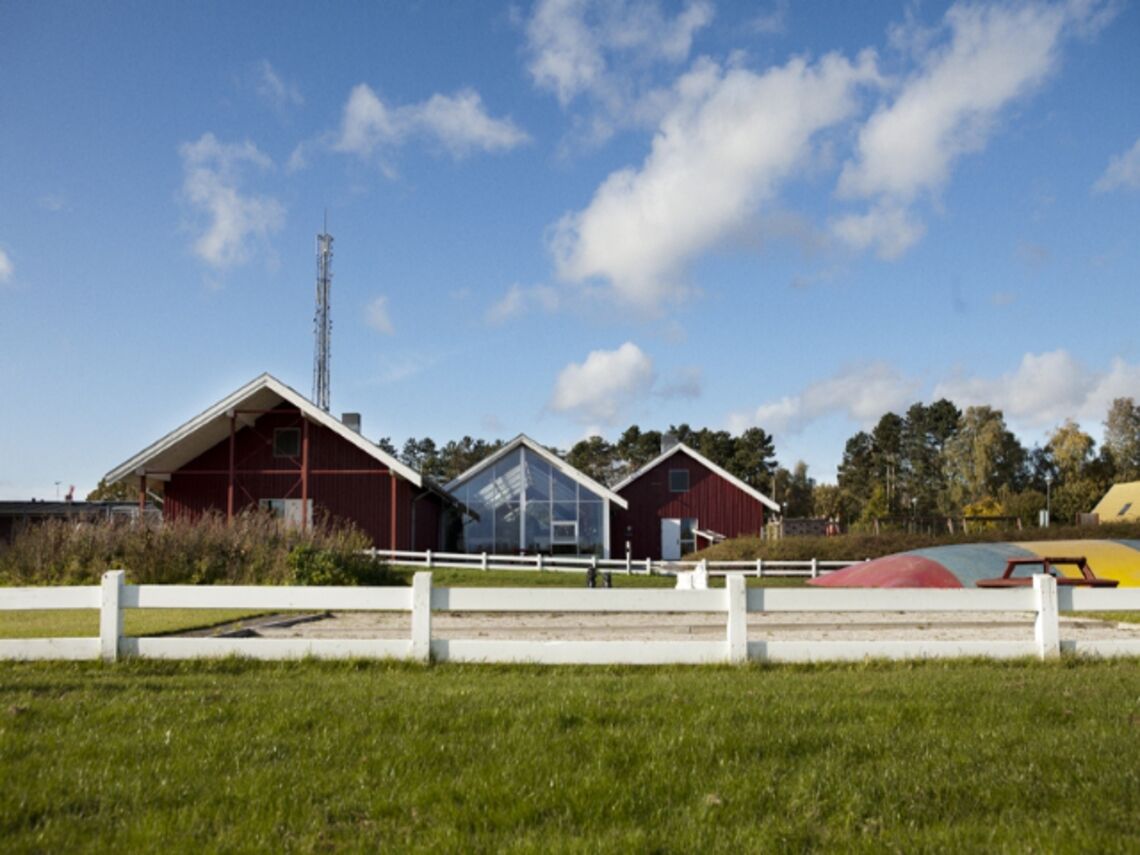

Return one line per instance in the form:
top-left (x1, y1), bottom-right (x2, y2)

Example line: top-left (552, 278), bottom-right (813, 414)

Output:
top-left (444, 434), bottom-right (628, 558)
top-left (611, 441), bottom-right (779, 560)
top-left (103, 373), bottom-right (458, 549)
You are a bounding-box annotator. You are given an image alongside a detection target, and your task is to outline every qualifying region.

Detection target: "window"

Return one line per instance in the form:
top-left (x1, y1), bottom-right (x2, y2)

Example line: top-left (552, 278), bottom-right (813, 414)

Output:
top-left (273, 427), bottom-right (301, 457)
top-left (680, 518), bottom-right (698, 556)
top-left (551, 520), bottom-right (578, 544)
top-left (259, 498), bottom-right (312, 528)
top-left (1119, 502), bottom-right (1133, 517)
top-left (668, 469), bottom-right (689, 492)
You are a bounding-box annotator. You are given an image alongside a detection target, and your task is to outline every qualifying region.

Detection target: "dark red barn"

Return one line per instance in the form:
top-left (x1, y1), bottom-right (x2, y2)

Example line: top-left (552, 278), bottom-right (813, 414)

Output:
top-left (104, 373), bottom-right (456, 549)
top-left (611, 442), bottom-right (779, 560)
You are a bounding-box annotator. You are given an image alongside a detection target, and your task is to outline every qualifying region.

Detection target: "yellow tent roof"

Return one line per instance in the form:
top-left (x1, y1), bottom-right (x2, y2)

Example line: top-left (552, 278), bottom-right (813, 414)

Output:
top-left (1092, 481), bottom-right (1140, 522)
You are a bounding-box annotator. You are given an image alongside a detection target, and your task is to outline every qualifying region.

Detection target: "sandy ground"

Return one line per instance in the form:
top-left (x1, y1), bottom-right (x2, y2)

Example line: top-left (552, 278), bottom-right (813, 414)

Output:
top-left (245, 610), bottom-right (1140, 643)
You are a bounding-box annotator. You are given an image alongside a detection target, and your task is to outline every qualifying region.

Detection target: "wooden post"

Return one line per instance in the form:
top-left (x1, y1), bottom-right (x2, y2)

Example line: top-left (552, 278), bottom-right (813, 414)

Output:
top-left (100, 570), bottom-right (125, 663)
top-left (1033, 574), bottom-right (1060, 660)
top-left (227, 413), bottom-right (236, 522)
top-left (411, 572), bottom-right (432, 663)
top-left (390, 474), bottom-right (398, 557)
top-left (726, 574), bottom-right (747, 663)
top-left (138, 475), bottom-right (146, 515)
top-left (300, 418), bottom-right (309, 530)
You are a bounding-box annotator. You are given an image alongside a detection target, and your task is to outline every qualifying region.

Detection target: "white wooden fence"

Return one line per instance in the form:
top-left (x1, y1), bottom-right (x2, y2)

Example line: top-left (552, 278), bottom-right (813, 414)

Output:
top-left (368, 548), bottom-right (857, 579)
top-left (3, 571), bottom-right (1139, 665)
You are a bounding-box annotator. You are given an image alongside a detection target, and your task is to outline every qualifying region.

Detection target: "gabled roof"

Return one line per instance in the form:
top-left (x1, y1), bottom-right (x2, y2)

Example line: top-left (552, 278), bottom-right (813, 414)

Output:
top-left (104, 373), bottom-right (425, 488)
top-left (612, 442), bottom-right (781, 512)
top-left (1093, 481), bottom-right (1140, 522)
top-left (444, 434), bottom-right (628, 509)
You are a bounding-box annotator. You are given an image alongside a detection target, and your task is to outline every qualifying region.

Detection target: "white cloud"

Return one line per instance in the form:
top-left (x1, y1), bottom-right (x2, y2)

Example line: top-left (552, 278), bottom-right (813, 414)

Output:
top-left (179, 133), bottom-right (285, 269)
top-left (657, 366), bottom-right (702, 400)
top-left (485, 283), bottom-right (562, 325)
top-left (933, 349), bottom-right (1140, 428)
top-left (334, 83), bottom-right (529, 161)
top-left (550, 51), bottom-right (879, 309)
top-left (830, 203), bottom-right (925, 260)
top-left (1094, 136), bottom-right (1140, 192)
top-left (37, 193), bottom-right (69, 212)
top-left (525, 0), bottom-right (713, 108)
top-left (834, 0), bottom-right (1098, 256)
top-left (550, 342), bottom-right (656, 424)
top-left (730, 362), bottom-right (920, 436)
top-left (255, 60), bottom-right (303, 111)
top-left (365, 296), bottom-right (394, 335)
top-left (0, 247), bottom-right (13, 284)
top-left (748, 1), bottom-right (788, 36)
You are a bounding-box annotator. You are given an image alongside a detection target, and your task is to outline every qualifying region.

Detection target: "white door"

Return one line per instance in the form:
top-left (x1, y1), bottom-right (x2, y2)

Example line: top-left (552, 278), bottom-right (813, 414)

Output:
top-left (661, 518), bottom-right (682, 560)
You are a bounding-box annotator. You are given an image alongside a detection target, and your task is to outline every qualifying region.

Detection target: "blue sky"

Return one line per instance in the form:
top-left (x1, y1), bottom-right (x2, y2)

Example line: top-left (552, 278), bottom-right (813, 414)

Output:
top-left (1, 0), bottom-right (1138, 500)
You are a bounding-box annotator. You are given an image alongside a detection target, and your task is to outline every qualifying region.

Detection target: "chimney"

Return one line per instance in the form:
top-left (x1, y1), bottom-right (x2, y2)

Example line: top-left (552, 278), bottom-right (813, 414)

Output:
top-left (661, 432), bottom-right (679, 454)
top-left (341, 412), bottom-right (361, 433)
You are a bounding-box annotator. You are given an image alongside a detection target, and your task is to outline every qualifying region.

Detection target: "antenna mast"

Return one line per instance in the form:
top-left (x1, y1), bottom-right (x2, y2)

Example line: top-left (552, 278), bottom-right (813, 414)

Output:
top-left (313, 217), bottom-right (333, 411)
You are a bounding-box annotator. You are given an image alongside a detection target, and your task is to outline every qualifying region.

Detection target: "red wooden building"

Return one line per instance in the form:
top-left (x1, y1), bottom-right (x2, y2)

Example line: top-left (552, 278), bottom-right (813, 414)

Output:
top-left (611, 442), bottom-right (780, 560)
top-left (104, 374), bottom-right (457, 549)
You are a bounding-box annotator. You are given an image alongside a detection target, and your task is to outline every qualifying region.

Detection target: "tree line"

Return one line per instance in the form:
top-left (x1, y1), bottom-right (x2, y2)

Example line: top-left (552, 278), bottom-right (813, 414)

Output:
top-left (831, 397), bottom-right (1140, 526)
top-left (386, 396), bottom-right (1140, 528)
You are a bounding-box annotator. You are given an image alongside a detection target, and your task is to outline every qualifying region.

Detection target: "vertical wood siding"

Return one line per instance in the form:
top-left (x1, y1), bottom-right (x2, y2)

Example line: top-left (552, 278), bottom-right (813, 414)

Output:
top-left (611, 454), bottom-right (765, 559)
top-left (162, 406), bottom-right (443, 549)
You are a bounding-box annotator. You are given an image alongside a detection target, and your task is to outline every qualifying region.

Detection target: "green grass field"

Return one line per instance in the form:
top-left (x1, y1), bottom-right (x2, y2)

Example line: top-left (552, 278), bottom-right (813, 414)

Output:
top-left (0, 609), bottom-right (268, 639)
top-left (1, 658), bottom-right (1138, 852)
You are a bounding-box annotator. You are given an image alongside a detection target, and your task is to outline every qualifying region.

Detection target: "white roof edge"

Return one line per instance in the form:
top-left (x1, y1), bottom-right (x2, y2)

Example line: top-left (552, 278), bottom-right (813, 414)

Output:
top-left (445, 434), bottom-right (629, 510)
top-left (612, 443), bottom-right (781, 512)
top-left (104, 373), bottom-right (423, 488)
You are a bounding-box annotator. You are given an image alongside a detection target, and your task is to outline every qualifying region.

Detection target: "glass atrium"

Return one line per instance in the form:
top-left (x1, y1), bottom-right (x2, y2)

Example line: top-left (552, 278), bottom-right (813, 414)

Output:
top-left (447, 445), bottom-right (609, 556)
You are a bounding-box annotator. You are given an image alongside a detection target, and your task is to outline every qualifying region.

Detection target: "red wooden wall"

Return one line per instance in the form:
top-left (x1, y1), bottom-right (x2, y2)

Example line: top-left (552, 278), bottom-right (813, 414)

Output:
top-left (162, 406), bottom-right (442, 549)
top-left (611, 453), bottom-right (765, 559)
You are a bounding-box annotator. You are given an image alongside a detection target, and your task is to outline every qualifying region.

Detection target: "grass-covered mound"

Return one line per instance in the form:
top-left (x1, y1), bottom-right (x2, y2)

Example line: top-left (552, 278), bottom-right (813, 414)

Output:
top-left (695, 521), bottom-right (1140, 563)
top-left (1, 658), bottom-right (1137, 852)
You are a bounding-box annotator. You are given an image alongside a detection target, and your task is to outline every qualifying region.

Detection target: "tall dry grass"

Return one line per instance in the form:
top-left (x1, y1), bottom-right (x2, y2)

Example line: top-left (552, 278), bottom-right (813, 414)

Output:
top-left (0, 512), bottom-right (395, 586)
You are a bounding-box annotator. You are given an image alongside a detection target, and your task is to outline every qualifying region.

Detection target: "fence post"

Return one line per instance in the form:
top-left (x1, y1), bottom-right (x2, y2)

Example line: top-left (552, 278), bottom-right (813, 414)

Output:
top-left (481, 552), bottom-right (488, 571)
top-left (726, 574), bottom-right (747, 663)
top-left (1033, 574), bottom-right (1060, 660)
top-left (810, 557), bottom-right (818, 579)
top-left (537, 553), bottom-right (544, 572)
top-left (100, 570), bottom-right (125, 663)
top-left (411, 572), bottom-right (432, 663)
top-left (645, 557), bottom-right (652, 575)
top-left (425, 549), bottom-right (433, 569)
top-left (756, 558), bottom-right (763, 578)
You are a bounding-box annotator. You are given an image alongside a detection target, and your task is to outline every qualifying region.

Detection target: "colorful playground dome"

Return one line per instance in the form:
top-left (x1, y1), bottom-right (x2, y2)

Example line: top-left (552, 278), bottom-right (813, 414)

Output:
top-left (810, 540), bottom-right (1140, 589)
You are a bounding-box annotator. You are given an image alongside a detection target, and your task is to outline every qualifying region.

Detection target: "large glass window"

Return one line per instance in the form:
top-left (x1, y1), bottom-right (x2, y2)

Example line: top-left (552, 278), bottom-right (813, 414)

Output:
top-left (455, 446), bottom-right (608, 556)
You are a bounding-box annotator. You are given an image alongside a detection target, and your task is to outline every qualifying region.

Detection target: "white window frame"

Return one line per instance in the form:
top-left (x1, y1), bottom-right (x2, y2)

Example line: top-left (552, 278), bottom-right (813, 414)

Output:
top-left (551, 520), bottom-right (578, 544)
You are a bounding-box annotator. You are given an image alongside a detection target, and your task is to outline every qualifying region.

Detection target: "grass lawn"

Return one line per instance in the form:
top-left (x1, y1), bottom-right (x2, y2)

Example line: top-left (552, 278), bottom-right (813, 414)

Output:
top-left (0, 609), bottom-right (268, 639)
top-left (1, 658), bottom-right (1137, 852)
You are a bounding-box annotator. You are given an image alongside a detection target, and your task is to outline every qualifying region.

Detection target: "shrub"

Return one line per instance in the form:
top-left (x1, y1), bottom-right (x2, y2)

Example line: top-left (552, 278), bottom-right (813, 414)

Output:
top-left (0, 511), bottom-right (402, 587)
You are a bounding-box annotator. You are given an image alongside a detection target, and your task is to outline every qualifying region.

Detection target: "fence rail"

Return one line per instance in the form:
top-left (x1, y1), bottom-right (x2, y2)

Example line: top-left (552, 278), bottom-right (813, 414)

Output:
top-left (2, 571), bottom-right (1139, 665)
top-left (367, 549), bottom-right (858, 579)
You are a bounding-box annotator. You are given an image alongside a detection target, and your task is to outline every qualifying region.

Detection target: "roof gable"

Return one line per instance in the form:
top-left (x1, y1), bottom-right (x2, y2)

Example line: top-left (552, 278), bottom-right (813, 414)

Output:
top-left (1093, 481), bottom-right (1140, 521)
top-left (104, 373), bottom-right (423, 487)
top-left (612, 443), bottom-right (780, 512)
top-left (444, 434), bottom-right (628, 509)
